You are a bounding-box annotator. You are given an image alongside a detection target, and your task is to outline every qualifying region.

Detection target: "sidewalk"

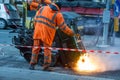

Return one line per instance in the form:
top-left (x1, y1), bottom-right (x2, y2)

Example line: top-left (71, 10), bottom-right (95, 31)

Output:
top-left (83, 36), bottom-right (120, 52)
top-left (0, 67), bottom-right (114, 80)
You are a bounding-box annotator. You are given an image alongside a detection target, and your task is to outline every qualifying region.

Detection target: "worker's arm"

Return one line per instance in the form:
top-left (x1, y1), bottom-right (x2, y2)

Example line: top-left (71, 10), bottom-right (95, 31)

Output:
top-left (29, 1), bottom-right (40, 10)
top-left (56, 12), bottom-right (75, 36)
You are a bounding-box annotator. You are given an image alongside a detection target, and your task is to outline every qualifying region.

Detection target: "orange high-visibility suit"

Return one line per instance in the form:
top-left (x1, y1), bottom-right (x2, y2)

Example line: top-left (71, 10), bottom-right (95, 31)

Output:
top-left (30, 2), bottom-right (74, 69)
top-left (29, 0), bottom-right (52, 10)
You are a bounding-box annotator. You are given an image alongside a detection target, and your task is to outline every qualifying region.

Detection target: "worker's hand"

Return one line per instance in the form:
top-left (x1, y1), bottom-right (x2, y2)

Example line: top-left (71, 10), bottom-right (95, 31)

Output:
top-left (74, 33), bottom-right (80, 37)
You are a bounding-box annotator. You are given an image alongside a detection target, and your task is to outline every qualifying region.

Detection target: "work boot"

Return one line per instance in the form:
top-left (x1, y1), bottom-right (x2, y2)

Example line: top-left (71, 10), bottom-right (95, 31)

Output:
top-left (29, 64), bottom-right (35, 70)
top-left (42, 66), bottom-right (53, 71)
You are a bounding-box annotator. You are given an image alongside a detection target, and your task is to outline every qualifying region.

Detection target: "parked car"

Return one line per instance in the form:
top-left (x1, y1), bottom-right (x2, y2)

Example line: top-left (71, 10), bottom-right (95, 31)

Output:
top-left (0, 3), bottom-right (21, 29)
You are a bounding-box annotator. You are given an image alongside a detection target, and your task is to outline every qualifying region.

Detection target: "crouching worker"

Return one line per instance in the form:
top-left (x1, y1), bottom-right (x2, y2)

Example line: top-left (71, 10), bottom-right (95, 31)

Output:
top-left (29, 2), bottom-right (75, 71)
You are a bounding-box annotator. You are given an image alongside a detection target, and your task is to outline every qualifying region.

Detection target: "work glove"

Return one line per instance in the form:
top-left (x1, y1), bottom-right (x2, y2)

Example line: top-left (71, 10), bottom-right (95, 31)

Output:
top-left (74, 33), bottom-right (80, 37)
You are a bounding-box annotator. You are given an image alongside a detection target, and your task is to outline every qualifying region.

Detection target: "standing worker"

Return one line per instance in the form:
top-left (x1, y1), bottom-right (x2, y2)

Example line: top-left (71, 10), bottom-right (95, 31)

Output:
top-left (29, 0), bottom-right (52, 11)
top-left (29, 2), bottom-right (75, 71)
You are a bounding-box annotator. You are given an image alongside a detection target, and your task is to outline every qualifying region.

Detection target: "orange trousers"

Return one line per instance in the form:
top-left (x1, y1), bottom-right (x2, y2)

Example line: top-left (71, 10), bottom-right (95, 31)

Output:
top-left (30, 39), bottom-right (51, 66)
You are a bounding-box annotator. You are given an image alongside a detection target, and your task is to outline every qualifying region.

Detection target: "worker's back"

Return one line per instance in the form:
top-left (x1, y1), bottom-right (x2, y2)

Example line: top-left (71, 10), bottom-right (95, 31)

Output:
top-left (33, 4), bottom-right (59, 46)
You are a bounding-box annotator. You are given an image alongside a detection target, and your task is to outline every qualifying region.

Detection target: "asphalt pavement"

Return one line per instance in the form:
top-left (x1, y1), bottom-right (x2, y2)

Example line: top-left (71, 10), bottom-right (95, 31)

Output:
top-left (0, 67), bottom-right (115, 80)
top-left (0, 29), bottom-right (120, 80)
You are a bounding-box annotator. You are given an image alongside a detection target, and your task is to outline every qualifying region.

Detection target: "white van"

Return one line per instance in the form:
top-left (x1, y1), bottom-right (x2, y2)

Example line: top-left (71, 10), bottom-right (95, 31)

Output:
top-left (0, 3), bottom-right (21, 29)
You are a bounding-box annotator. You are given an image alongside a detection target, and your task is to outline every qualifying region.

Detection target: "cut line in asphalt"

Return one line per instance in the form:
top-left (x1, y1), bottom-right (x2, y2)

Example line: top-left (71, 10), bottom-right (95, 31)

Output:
top-left (0, 67), bottom-right (115, 80)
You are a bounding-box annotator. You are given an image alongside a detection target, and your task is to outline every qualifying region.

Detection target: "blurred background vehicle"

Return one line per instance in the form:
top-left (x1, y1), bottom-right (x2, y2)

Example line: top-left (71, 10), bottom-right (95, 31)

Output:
top-left (0, 3), bottom-right (21, 29)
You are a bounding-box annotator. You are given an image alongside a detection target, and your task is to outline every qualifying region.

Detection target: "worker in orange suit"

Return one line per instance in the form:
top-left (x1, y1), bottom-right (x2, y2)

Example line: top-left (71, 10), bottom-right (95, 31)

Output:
top-left (29, 2), bottom-right (75, 71)
top-left (29, 0), bottom-right (52, 11)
